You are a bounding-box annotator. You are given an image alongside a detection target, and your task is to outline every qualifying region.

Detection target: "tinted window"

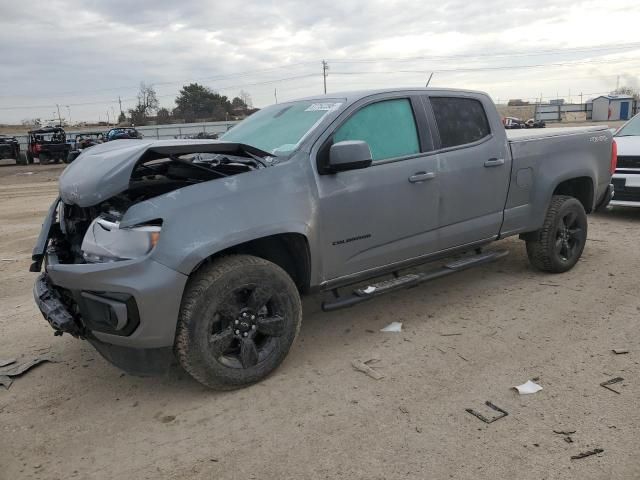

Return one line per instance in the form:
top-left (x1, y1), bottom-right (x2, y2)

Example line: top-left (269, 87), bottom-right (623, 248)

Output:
top-left (430, 97), bottom-right (490, 148)
top-left (334, 99), bottom-right (420, 162)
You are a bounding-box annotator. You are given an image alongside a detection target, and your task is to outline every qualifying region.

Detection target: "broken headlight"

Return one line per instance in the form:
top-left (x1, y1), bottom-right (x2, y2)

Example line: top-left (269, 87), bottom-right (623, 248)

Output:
top-left (81, 217), bottom-right (161, 263)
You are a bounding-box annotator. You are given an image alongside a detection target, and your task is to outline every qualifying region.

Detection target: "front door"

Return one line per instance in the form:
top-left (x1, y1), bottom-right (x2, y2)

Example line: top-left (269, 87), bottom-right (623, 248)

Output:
top-left (426, 95), bottom-right (511, 250)
top-left (315, 96), bottom-right (440, 282)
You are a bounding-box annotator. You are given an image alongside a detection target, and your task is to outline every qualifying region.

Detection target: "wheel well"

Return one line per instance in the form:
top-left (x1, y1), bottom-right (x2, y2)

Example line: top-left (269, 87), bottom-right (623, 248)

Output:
top-left (553, 177), bottom-right (594, 213)
top-left (192, 233), bottom-right (311, 293)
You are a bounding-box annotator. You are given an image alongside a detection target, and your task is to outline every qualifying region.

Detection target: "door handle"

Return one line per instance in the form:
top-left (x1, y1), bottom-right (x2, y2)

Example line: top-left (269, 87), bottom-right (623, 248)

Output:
top-left (484, 158), bottom-right (505, 167)
top-left (409, 172), bottom-right (436, 183)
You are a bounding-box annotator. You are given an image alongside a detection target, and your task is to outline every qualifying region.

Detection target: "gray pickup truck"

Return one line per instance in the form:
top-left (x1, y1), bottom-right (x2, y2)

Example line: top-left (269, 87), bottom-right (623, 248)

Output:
top-left (31, 88), bottom-right (615, 389)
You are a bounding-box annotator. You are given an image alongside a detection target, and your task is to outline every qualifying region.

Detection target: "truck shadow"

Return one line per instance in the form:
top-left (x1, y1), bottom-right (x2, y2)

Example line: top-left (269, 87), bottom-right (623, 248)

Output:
top-left (597, 206), bottom-right (640, 222)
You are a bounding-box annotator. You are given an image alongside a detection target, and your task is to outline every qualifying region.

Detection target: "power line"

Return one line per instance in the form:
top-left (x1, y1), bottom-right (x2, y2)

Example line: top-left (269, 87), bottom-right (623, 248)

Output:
top-left (0, 61), bottom-right (319, 99)
top-left (3, 41), bottom-right (640, 100)
top-left (327, 42), bottom-right (640, 64)
top-left (0, 73), bottom-right (318, 111)
top-left (329, 56), bottom-right (639, 76)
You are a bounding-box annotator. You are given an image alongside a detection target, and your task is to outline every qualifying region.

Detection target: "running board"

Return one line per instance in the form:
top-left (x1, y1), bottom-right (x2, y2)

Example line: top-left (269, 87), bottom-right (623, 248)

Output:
top-left (321, 249), bottom-right (509, 312)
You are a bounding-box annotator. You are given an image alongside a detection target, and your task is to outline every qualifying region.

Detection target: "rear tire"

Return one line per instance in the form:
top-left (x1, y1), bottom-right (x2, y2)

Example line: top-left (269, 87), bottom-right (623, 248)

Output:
top-left (526, 195), bottom-right (588, 273)
top-left (26, 152), bottom-right (34, 164)
top-left (16, 152), bottom-right (27, 165)
top-left (175, 255), bottom-right (302, 390)
top-left (39, 153), bottom-right (51, 165)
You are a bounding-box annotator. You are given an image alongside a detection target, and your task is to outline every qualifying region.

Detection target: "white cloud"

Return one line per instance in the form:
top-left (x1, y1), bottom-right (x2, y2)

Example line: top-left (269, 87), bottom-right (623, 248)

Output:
top-left (1, 0), bottom-right (639, 122)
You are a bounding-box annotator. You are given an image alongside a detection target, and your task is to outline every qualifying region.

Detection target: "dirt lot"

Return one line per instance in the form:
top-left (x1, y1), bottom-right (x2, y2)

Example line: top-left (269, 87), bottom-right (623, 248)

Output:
top-left (0, 160), bottom-right (639, 480)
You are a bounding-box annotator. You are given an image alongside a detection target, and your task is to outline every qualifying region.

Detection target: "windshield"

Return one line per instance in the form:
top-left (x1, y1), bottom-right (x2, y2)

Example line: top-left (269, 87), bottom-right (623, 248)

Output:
top-left (221, 100), bottom-right (343, 155)
top-left (616, 114), bottom-right (640, 137)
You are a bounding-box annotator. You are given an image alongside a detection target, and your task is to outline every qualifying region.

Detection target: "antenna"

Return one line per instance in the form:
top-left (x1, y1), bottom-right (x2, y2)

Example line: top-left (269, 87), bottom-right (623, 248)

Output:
top-left (425, 73), bottom-right (434, 87)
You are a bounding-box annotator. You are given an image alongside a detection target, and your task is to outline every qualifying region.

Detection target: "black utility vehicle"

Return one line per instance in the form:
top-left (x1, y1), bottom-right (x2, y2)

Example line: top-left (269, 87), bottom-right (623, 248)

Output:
top-left (0, 135), bottom-right (22, 164)
top-left (66, 132), bottom-right (105, 163)
top-left (27, 127), bottom-right (71, 164)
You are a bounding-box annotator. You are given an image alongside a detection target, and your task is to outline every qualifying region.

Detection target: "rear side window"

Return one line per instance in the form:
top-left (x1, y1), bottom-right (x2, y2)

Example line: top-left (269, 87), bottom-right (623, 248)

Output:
top-left (430, 97), bottom-right (490, 148)
top-left (333, 98), bottom-right (420, 162)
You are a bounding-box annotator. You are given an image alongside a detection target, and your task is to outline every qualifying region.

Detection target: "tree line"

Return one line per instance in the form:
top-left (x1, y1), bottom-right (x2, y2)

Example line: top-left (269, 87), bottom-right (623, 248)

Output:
top-left (119, 82), bottom-right (258, 125)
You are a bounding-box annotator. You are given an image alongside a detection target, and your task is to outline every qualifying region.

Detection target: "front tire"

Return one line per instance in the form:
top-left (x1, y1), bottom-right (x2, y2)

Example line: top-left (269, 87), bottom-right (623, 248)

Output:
top-left (526, 195), bottom-right (588, 273)
top-left (175, 255), bottom-right (302, 390)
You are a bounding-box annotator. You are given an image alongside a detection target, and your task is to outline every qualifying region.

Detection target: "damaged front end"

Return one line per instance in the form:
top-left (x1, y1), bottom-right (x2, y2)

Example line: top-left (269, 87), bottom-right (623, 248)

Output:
top-left (31, 140), bottom-right (271, 374)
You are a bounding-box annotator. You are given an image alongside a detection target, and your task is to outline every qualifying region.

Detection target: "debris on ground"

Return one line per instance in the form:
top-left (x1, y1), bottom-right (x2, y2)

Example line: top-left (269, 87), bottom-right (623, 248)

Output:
top-left (513, 380), bottom-right (543, 395)
top-left (465, 401), bottom-right (508, 424)
top-left (0, 376), bottom-right (12, 389)
top-left (553, 429), bottom-right (576, 435)
top-left (612, 348), bottom-right (629, 355)
top-left (0, 358), bottom-right (16, 367)
top-left (564, 436), bottom-right (574, 443)
top-left (1, 258), bottom-right (17, 262)
top-left (570, 448), bottom-right (604, 460)
top-left (440, 332), bottom-right (462, 336)
top-left (351, 359), bottom-right (384, 380)
top-left (600, 377), bottom-right (624, 394)
top-left (380, 322), bottom-right (402, 333)
top-left (0, 355), bottom-right (54, 389)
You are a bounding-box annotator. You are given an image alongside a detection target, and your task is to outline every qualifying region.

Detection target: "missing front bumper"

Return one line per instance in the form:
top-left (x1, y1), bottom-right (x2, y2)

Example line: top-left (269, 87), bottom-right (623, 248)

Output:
top-left (33, 273), bottom-right (83, 337)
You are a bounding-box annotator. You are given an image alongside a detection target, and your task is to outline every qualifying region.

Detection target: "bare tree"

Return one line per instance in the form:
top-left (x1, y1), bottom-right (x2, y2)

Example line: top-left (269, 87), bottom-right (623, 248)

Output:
top-left (611, 86), bottom-right (640, 100)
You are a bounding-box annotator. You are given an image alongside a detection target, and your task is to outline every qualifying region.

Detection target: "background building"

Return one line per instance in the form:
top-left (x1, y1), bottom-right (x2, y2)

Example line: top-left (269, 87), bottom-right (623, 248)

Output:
top-left (590, 95), bottom-right (635, 121)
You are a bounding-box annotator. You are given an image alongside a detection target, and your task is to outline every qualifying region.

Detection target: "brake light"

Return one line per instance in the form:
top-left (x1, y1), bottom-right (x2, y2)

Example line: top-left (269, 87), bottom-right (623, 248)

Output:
top-left (610, 139), bottom-right (618, 175)
top-left (34, 144), bottom-right (41, 153)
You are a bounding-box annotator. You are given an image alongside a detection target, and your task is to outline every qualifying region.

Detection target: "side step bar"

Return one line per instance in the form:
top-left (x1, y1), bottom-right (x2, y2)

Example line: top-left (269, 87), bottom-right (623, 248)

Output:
top-left (321, 249), bottom-right (509, 312)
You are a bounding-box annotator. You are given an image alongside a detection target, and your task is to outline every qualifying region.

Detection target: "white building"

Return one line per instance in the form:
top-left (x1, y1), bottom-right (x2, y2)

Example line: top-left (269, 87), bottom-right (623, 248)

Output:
top-left (589, 95), bottom-right (635, 121)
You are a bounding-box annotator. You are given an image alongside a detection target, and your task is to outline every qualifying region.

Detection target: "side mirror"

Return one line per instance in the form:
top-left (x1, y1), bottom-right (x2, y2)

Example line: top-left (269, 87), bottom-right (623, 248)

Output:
top-left (328, 140), bottom-right (373, 172)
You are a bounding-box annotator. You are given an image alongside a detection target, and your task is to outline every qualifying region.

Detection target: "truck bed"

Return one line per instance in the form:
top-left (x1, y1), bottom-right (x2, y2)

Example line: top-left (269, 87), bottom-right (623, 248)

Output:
top-left (506, 125), bottom-right (610, 142)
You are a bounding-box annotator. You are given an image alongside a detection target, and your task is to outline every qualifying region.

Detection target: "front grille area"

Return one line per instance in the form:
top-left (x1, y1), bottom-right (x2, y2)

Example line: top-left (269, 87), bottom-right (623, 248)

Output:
top-left (612, 177), bottom-right (640, 202)
top-left (617, 155), bottom-right (640, 169)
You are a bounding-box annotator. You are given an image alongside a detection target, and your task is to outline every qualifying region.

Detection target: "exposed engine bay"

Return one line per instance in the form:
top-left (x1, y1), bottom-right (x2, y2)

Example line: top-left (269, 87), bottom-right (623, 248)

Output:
top-left (48, 148), bottom-right (268, 266)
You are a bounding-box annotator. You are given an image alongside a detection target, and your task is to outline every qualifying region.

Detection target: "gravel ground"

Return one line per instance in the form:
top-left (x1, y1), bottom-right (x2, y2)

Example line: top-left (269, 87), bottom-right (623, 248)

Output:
top-left (0, 161), bottom-right (638, 480)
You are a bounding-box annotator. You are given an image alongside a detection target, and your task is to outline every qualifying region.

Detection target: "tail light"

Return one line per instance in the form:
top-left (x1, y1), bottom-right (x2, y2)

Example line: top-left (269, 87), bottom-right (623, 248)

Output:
top-left (34, 144), bottom-right (41, 153)
top-left (610, 139), bottom-right (618, 175)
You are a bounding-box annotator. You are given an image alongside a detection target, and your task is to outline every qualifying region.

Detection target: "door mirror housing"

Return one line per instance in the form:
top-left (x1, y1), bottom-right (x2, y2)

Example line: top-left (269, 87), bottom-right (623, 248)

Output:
top-left (328, 140), bottom-right (373, 172)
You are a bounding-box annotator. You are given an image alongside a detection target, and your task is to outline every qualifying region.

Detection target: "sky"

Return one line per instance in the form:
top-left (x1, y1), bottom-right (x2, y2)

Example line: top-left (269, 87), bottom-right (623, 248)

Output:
top-left (1, 0), bottom-right (639, 124)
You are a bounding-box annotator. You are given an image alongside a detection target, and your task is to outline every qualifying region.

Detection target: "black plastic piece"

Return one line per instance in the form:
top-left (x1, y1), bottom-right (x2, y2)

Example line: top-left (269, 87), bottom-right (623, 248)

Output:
top-left (33, 273), bottom-right (83, 336)
top-left (88, 340), bottom-right (173, 376)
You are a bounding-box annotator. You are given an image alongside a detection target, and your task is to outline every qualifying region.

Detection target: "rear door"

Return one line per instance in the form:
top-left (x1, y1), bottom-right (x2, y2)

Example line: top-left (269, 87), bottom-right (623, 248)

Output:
top-left (424, 95), bottom-right (511, 249)
top-left (314, 94), bottom-right (440, 282)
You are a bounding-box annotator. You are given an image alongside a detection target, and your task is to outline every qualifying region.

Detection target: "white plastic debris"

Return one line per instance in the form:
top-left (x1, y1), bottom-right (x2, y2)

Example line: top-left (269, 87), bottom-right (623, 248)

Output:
top-left (380, 322), bottom-right (402, 333)
top-left (362, 286), bottom-right (376, 294)
top-left (513, 380), bottom-right (543, 395)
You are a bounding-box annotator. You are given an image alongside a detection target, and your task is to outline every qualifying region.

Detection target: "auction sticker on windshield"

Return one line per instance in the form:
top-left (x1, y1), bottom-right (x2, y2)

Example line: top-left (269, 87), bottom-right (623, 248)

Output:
top-left (305, 103), bottom-right (342, 112)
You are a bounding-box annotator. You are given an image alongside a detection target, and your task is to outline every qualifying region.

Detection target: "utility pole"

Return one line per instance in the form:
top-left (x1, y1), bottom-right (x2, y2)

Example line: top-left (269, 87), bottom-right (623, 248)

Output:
top-left (55, 104), bottom-right (62, 126)
top-left (118, 96), bottom-right (123, 116)
top-left (274, 88), bottom-right (278, 104)
top-left (322, 60), bottom-right (329, 94)
top-left (580, 92), bottom-right (583, 105)
top-left (425, 72), bottom-right (434, 87)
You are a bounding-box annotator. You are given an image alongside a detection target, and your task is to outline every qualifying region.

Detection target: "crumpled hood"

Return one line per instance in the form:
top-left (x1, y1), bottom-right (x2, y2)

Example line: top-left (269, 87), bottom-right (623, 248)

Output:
top-left (58, 139), bottom-right (241, 207)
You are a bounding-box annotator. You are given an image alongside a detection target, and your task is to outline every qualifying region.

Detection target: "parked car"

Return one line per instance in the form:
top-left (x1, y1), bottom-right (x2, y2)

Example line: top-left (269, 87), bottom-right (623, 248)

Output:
top-left (503, 116), bottom-right (527, 129)
top-left (525, 118), bottom-right (546, 128)
top-left (106, 127), bottom-right (142, 141)
top-left (66, 132), bottom-right (105, 163)
top-left (26, 127), bottom-right (71, 164)
top-left (32, 88), bottom-right (615, 389)
top-left (0, 135), bottom-right (22, 164)
top-left (610, 112), bottom-right (640, 206)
